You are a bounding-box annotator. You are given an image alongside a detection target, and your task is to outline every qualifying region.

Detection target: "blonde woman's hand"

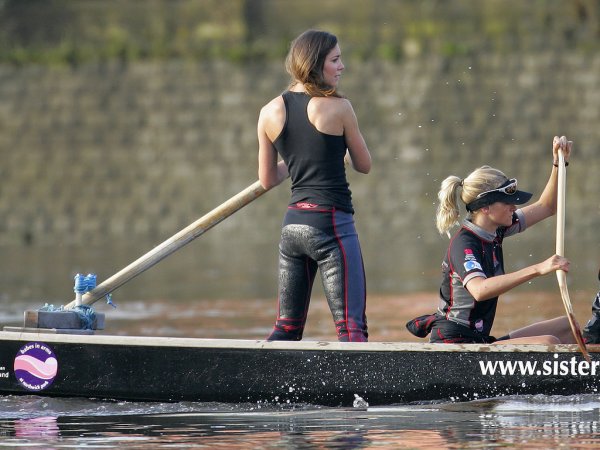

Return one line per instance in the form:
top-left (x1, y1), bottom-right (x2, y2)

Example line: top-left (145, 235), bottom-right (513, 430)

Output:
top-left (552, 135), bottom-right (573, 164)
top-left (536, 254), bottom-right (570, 276)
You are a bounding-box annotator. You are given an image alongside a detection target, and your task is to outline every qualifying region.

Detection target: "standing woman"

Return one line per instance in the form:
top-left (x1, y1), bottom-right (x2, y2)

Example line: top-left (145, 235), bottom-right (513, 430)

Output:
top-left (407, 136), bottom-right (575, 344)
top-left (258, 30), bottom-right (372, 342)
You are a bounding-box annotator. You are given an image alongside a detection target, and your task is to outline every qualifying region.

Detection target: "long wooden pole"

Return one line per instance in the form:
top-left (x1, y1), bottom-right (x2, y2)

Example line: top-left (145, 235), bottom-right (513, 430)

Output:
top-left (64, 180), bottom-right (268, 309)
top-left (555, 148), bottom-right (590, 361)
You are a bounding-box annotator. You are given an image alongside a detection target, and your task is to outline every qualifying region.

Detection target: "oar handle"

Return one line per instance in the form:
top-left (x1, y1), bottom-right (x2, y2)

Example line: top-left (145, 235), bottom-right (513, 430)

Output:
top-left (555, 149), bottom-right (567, 257)
top-left (64, 180), bottom-right (269, 309)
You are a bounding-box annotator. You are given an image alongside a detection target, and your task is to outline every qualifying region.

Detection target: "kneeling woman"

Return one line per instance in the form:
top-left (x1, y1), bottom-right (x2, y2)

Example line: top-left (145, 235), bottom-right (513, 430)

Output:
top-left (408, 136), bottom-right (574, 344)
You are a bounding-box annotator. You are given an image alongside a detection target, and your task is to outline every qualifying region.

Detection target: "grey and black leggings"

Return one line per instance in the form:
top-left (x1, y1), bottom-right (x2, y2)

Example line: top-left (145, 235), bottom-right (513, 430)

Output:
top-left (268, 206), bottom-right (368, 342)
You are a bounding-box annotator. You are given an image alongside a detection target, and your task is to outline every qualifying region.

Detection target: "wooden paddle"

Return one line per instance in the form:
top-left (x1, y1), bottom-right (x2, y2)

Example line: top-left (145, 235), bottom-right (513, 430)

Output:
top-left (555, 146), bottom-right (590, 361)
top-left (64, 180), bottom-right (268, 309)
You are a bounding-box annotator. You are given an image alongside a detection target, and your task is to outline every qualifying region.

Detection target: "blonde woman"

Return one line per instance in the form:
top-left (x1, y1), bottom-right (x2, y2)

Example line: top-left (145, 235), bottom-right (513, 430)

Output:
top-left (258, 30), bottom-right (371, 341)
top-left (407, 136), bottom-right (575, 344)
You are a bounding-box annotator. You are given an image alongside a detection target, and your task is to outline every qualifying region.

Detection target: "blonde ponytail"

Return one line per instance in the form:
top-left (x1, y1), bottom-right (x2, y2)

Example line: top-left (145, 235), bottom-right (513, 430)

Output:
top-left (436, 175), bottom-right (463, 236)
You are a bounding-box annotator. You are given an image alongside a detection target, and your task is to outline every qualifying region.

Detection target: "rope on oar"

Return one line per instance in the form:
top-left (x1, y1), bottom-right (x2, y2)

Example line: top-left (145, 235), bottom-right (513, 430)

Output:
top-left (74, 273), bottom-right (96, 302)
top-left (72, 273), bottom-right (116, 308)
top-left (38, 304), bottom-right (97, 330)
top-left (37, 273), bottom-right (112, 330)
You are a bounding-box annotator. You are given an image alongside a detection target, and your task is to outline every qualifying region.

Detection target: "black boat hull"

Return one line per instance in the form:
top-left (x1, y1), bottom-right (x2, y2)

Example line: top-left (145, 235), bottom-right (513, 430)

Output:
top-left (1, 332), bottom-right (598, 406)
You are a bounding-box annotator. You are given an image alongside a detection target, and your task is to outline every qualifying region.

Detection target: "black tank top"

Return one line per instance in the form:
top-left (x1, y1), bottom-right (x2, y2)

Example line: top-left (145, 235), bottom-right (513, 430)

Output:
top-left (273, 91), bottom-right (353, 213)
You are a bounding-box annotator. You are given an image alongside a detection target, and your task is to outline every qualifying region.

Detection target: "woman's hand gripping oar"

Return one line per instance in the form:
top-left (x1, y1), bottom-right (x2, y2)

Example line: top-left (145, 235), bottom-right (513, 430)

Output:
top-left (555, 142), bottom-right (590, 361)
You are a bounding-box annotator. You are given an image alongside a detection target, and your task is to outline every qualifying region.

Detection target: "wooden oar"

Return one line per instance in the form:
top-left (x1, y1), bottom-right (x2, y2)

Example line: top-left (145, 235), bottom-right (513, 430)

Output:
top-left (64, 180), bottom-right (268, 309)
top-left (555, 148), bottom-right (590, 361)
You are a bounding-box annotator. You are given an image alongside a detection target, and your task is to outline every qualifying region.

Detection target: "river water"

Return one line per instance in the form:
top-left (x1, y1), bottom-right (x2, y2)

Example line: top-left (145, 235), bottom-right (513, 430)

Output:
top-left (1, 294), bottom-right (599, 448)
top-left (1, 394), bottom-right (599, 448)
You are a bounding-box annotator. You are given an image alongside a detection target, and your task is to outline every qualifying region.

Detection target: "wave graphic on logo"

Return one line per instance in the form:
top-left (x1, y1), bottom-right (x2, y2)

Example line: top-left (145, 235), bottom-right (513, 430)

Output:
top-left (14, 355), bottom-right (58, 380)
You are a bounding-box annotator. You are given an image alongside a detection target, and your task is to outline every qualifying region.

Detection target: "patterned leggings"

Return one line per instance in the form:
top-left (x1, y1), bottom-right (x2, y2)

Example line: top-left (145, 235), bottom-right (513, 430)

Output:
top-left (267, 207), bottom-right (368, 342)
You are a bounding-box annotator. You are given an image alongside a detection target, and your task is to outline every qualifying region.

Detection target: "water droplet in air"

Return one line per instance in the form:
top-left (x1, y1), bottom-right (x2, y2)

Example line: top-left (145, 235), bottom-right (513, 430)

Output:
top-left (353, 394), bottom-right (369, 408)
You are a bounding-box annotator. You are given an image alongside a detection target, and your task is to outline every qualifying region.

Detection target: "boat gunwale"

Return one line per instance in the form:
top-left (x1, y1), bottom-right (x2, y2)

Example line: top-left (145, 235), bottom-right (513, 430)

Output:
top-left (1, 330), bottom-right (598, 354)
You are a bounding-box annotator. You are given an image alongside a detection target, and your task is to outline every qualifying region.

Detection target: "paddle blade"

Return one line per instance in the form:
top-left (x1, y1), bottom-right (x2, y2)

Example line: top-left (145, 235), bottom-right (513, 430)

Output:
top-left (566, 312), bottom-right (590, 363)
top-left (557, 270), bottom-right (590, 362)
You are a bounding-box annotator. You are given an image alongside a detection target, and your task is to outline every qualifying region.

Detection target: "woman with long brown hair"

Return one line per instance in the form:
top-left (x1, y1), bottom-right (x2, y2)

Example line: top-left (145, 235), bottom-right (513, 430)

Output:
top-left (258, 30), bottom-right (371, 341)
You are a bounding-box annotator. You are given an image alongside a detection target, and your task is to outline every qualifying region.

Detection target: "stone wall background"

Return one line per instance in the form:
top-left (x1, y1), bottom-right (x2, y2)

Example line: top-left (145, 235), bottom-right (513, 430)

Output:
top-left (0, 0), bottom-right (599, 302)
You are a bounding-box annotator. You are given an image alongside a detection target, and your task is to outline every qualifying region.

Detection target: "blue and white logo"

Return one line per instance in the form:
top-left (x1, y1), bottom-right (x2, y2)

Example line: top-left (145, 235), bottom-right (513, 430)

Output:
top-left (464, 260), bottom-right (482, 271)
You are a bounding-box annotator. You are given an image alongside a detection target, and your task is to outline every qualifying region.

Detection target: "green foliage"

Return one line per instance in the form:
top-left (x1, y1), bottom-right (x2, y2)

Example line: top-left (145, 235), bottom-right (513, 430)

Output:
top-left (0, 0), bottom-right (597, 66)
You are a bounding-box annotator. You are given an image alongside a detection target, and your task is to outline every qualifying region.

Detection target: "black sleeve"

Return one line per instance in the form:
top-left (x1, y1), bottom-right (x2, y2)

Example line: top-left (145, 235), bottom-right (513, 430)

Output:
top-left (448, 232), bottom-right (486, 284)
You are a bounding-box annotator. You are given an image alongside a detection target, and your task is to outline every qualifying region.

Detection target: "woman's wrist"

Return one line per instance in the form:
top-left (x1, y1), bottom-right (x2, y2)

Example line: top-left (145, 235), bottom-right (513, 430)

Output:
top-left (553, 160), bottom-right (569, 167)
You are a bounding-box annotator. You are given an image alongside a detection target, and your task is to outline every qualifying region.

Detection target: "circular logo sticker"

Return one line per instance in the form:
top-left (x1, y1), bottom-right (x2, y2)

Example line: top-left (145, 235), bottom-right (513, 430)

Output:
top-left (14, 342), bottom-right (58, 391)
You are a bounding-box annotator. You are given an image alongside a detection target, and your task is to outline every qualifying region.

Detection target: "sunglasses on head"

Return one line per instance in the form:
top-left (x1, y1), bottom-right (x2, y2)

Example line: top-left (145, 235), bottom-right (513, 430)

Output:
top-left (475, 178), bottom-right (518, 199)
